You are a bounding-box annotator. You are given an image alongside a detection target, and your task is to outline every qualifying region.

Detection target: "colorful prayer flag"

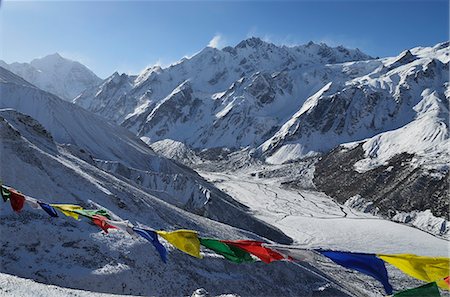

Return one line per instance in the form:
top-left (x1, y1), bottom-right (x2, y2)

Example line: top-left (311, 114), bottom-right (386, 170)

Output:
top-left (92, 215), bottom-right (117, 233)
top-left (264, 245), bottom-right (317, 262)
top-left (51, 204), bottom-right (83, 220)
top-left (1, 185), bottom-right (10, 202)
top-left (9, 189), bottom-right (25, 212)
top-left (378, 254), bottom-right (450, 290)
top-left (221, 240), bottom-right (285, 264)
top-left (24, 196), bottom-right (40, 209)
top-left (393, 282), bottom-right (441, 297)
top-left (199, 238), bottom-right (255, 263)
top-left (157, 230), bottom-right (201, 258)
top-left (37, 201), bottom-right (58, 217)
top-left (73, 209), bottom-right (111, 219)
top-left (105, 219), bottom-right (137, 238)
top-left (133, 227), bottom-right (168, 263)
top-left (318, 250), bottom-right (393, 295)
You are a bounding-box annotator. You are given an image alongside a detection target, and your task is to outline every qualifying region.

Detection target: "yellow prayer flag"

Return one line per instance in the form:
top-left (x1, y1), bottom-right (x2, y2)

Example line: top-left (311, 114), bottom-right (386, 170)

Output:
top-left (378, 254), bottom-right (450, 290)
top-left (156, 229), bottom-right (202, 258)
top-left (51, 204), bottom-right (83, 220)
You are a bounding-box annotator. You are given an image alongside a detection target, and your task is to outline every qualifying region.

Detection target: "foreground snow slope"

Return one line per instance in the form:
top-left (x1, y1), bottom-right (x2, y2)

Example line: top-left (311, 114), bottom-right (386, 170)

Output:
top-left (0, 109), bottom-right (348, 296)
top-left (0, 53), bottom-right (102, 101)
top-left (0, 66), bottom-right (292, 244)
top-left (0, 273), bottom-right (141, 297)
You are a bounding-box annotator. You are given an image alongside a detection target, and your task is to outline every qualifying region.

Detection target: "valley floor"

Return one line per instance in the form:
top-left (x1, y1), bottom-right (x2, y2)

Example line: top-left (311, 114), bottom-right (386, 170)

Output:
top-left (200, 170), bottom-right (448, 256)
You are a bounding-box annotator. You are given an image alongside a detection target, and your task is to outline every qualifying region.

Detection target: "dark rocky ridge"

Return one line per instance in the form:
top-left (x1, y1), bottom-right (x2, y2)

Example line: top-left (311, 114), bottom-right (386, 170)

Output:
top-left (313, 144), bottom-right (449, 220)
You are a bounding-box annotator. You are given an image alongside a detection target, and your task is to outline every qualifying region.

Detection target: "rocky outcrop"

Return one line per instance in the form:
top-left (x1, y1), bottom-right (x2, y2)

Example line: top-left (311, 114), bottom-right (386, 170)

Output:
top-left (313, 144), bottom-right (449, 220)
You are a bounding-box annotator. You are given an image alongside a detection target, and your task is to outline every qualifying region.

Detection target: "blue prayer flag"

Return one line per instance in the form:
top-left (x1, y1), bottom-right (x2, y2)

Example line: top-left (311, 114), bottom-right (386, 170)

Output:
top-left (318, 250), bottom-right (393, 295)
top-left (133, 227), bottom-right (168, 263)
top-left (38, 201), bottom-right (59, 217)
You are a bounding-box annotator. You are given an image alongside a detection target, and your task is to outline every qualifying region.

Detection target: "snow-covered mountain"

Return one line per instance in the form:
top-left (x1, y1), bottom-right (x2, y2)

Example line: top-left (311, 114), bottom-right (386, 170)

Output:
top-left (74, 39), bottom-right (448, 171)
top-left (74, 38), bottom-right (372, 149)
top-left (73, 38), bottom-right (449, 225)
top-left (0, 53), bottom-right (102, 101)
top-left (0, 66), bottom-right (292, 244)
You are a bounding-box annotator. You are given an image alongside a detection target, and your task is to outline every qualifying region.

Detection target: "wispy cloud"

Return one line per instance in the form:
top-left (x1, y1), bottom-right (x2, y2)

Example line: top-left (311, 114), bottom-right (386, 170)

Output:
top-left (208, 33), bottom-right (226, 48)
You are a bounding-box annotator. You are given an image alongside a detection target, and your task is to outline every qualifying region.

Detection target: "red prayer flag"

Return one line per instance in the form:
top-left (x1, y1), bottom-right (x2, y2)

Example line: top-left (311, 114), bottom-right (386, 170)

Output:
top-left (445, 276), bottom-right (449, 287)
top-left (92, 215), bottom-right (117, 233)
top-left (221, 240), bottom-right (285, 263)
top-left (9, 189), bottom-right (25, 212)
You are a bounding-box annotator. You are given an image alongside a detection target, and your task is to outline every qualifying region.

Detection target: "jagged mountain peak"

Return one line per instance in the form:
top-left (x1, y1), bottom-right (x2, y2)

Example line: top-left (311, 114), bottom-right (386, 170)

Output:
top-left (235, 36), bottom-right (272, 49)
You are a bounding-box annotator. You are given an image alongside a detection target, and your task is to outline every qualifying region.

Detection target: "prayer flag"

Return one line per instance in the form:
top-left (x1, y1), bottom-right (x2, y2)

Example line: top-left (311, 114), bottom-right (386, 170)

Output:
top-left (157, 230), bottom-right (201, 258)
top-left (199, 238), bottom-right (254, 263)
top-left (221, 240), bottom-right (285, 264)
top-left (25, 196), bottom-right (40, 209)
top-left (444, 276), bottom-right (449, 287)
top-left (264, 244), bottom-right (317, 262)
top-left (92, 215), bottom-right (117, 233)
top-left (73, 209), bottom-right (111, 219)
top-left (393, 282), bottom-right (441, 297)
top-left (133, 227), bottom-right (168, 263)
top-left (378, 254), bottom-right (450, 290)
top-left (319, 250), bottom-right (393, 295)
top-left (9, 189), bottom-right (25, 212)
top-left (37, 201), bottom-right (58, 217)
top-left (1, 185), bottom-right (10, 202)
top-left (51, 204), bottom-right (83, 220)
top-left (106, 219), bottom-right (137, 237)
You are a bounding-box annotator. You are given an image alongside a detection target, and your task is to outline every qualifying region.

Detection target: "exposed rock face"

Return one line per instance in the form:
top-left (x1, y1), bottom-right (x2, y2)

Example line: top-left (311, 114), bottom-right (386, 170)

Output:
top-left (313, 144), bottom-right (449, 220)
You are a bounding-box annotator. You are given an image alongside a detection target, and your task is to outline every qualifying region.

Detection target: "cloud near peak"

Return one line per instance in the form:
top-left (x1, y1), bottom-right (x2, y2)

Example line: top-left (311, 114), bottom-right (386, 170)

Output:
top-left (208, 34), bottom-right (225, 48)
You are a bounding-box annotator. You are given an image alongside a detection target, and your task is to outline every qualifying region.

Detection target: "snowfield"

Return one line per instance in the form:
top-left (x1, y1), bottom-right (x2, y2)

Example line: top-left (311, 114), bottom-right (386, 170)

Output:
top-left (200, 171), bottom-right (448, 256)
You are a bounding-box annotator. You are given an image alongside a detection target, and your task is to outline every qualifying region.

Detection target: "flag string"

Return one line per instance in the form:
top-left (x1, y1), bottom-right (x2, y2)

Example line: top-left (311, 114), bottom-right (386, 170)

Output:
top-left (1, 183), bottom-right (448, 296)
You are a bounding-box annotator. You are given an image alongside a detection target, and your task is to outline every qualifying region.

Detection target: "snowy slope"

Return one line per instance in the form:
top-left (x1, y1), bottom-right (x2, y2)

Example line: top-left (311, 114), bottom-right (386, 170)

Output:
top-left (74, 38), bottom-right (371, 149)
top-left (0, 66), bottom-right (292, 244)
top-left (0, 273), bottom-right (239, 297)
top-left (1, 110), bottom-right (346, 296)
top-left (0, 53), bottom-right (102, 101)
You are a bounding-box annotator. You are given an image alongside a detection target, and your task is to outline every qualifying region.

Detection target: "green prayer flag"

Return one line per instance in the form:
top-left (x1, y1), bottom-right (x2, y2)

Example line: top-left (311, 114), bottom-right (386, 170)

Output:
top-left (199, 238), bottom-right (254, 264)
top-left (393, 282), bottom-right (441, 297)
top-left (1, 185), bottom-right (11, 202)
top-left (73, 209), bottom-right (111, 219)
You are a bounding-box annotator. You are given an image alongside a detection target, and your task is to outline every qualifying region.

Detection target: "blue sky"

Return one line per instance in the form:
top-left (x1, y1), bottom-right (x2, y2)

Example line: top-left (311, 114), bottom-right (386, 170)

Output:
top-left (1, 0), bottom-right (448, 78)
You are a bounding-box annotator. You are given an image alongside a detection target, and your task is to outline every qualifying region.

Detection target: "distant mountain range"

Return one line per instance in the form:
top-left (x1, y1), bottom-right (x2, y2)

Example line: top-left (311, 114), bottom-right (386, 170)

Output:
top-left (72, 38), bottom-right (448, 172)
